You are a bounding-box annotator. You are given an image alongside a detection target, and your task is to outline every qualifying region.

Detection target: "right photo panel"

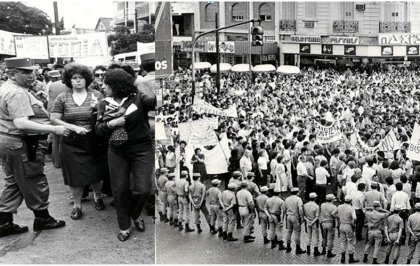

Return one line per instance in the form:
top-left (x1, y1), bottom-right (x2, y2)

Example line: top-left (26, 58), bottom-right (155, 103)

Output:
top-left (155, 1), bottom-right (420, 264)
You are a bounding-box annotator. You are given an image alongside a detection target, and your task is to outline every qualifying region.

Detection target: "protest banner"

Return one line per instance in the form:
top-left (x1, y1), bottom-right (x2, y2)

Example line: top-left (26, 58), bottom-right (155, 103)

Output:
top-left (0, 29), bottom-right (17, 55)
top-left (193, 97), bottom-right (238, 118)
top-left (48, 32), bottom-right (108, 59)
top-left (314, 120), bottom-right (342, 144)
top-left (178, 117), bottom-right (219, 146)
top-left (15, 36), bottom-right (49, 59)
top-left (374, 130), bottom-right (398, 152)
top-left (407, 123), bottom-right (420, 161)
top-left (155, 113), bottom-right (179, 126)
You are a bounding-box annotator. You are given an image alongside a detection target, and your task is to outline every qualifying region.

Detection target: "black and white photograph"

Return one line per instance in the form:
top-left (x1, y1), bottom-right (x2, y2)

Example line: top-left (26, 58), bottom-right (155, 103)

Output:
top-left (155, 1), bottom-right (420, 264)
top-left (0, 0), bottom-right (155, 263)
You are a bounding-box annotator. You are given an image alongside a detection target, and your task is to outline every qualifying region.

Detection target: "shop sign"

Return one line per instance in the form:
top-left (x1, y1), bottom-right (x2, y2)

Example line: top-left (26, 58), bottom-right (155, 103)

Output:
top-left (183, 41), bottom-right (206, 52)
top-left (407, 46), bottom-right (419, 55)
top-left (328, 36), bottom-right (360, 44)
top-left (299, 44), bottom-right (311, 54)
top-left (321, 44), bottom-right (333, 54)
top-left (291, 35), bottom-right (321, 43)
top-left (207, 41), bottom-right (235, 53)
top-left (381, 46), bottom-right (393, 56)
top-left (267, 54), bottom-right (276, 60)
top-left (378, 33), bottom-right (420, 45)
top-left (344, 45), bottom-right (356, 55)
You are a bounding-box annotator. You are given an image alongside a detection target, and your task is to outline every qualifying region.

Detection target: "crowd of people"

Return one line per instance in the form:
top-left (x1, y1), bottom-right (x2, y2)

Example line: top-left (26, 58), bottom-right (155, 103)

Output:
top-left (0, 57), bottom-right (155, 242)
top-left (156, 64), bottom-right (420, 264)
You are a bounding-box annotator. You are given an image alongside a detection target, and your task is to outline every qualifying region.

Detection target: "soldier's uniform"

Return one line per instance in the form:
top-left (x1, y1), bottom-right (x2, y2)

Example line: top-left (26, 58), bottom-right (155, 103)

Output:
top-left (363, 185), bottom-right (387, 208)
top-left (303, 193), bottom-right (321, 256)
top-left (207, 179), bottom-right (223, 235)
top-left (362, 201), bottom-right (390, 264)
top-left (157, 168), bottom-right (169, 221)
top-left (175, 172), bottom-right (190, 230)
top-left (264, 189), bottom-right (286, 249)
top-left (236, 181), bottom-right (255, 242)
top-left (189, 175), bottom-right (210, 230)
top-left (222, 183), bottom-right (237, 241)
top-left (284, 187), bottom-right (306, 254)
top-left (320, 194), bottom-right (337, 257)
top-left (246, 174), bottom-right (260, 233)
top-left (165, 174), bottom-right (178, 225)
top-left (229, 171), bottom-right (243, 228)
top-left (332, 195), bottom-right (359, 263)
top-left (384, 206), bottom-right (404, 264)
top-left (255, 186), bottom-right (269, 244)
top-left (406, 203), bottom-right (420, 264)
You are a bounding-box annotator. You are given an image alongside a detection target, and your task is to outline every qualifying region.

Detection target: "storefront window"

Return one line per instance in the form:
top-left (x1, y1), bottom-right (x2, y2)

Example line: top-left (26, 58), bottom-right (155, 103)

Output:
top-left (259, 3), bottom-right (272, 21)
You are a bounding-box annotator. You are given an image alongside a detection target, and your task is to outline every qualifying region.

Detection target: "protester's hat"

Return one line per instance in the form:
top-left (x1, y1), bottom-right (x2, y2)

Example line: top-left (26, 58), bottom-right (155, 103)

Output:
top-left (5, 58), bottom-right (38, 70)
top-left (291, 187), bottom-right (299, 193)
top-left (309, 192), bottom-right (317, 199)
top-left (233, 171), bottom-right (242, 177)
top-left (48, 70), bottom-right (60, 78)
top-left (160, 168), bottom-right (169, 173)
top-left (247, 172), bottom-right (255, 178)
top-left (372, 201), bottom-right (381, 207)
top-left (415, 202), bottom-right (420, 210)
top-left (211, 179), bottom-right (221, 185)
top-left (193, 173), bottom-right (201, 177)
top-left (181, 170), bottom-right (188, 176)
top-left (168, 173), bottom-right (175, 178)
top-left (228, 183), bottom-right (237, 189)
top-left (344, 195), bottom-right (352, 202)
top-left (260, 186), bottom-right (268, 192)
top-left (326, 194), bottom-right (335, 201)
top-left (394, 205), bottom-right (402, 211)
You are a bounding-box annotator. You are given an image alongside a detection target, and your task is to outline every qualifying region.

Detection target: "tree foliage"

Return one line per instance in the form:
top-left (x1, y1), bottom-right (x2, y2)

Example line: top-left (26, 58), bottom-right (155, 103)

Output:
top-left (108, 25), bottom-right (155, 56)
top-left (0, 2), bottom-right (53, 35)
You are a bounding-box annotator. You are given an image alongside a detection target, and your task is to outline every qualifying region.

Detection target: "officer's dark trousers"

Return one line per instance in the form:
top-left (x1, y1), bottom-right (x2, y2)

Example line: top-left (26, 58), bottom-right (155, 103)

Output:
top-left (355, 209), bottom-right (365, 240)
top-left (108, 142), bottom-right (153, 231)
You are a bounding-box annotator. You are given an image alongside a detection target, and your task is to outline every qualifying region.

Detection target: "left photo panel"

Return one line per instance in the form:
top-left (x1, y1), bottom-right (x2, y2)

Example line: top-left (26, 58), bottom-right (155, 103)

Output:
top-left (0, 1), bottom-right (156, 263)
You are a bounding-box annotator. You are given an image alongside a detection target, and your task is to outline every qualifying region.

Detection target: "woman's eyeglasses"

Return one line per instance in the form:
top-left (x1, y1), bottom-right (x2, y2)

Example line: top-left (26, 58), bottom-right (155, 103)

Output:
top-left (95, 73), bottom-right (104, 77)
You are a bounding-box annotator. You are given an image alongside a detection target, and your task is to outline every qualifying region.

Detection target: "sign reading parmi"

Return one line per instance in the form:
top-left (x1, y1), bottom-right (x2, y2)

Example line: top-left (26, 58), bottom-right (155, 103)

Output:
top-left (314, 120), bottom-right (342, 144)
top-left (378, 33), bottom-right (420, 45)
top-left (329, 36), bottom-right (359, 44)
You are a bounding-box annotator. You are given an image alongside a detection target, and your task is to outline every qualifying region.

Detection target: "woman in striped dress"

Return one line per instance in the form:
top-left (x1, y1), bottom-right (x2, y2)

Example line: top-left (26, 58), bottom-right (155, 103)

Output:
top-left (51, 63), bottom-right (104, 220)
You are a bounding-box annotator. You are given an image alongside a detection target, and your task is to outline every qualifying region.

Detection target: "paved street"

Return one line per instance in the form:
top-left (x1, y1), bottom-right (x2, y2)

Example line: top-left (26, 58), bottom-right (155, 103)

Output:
top-left (0, 161), bottom-right (154, 264)
top-left (156, 203), bottom-right (418, 264)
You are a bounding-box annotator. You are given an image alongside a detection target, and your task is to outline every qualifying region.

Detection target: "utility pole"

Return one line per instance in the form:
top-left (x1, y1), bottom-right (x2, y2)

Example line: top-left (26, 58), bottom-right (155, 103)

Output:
top-left (134, 9), bottom-right (138, 33)
top-left (53, 1), bottom-right (60, 35)
top-left (215, 12), bottom-right (220, 94)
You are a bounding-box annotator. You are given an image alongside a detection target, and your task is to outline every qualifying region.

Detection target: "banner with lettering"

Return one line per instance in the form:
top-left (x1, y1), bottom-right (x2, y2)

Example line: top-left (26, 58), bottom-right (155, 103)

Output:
top-left (178, 118), bottom-right (219, 146)
top-left (193, 97), bottom-right (238, 118)
top-left (407, 123), bottom-right (420, 161)
top-left (15, 36), bottom-right (49, 59)
top-left (48, 32), bottom-right (108, 59)
top-left (0, 30), bottom-right (17, 55)
top-left (314, 120), bottom-right (342, 144)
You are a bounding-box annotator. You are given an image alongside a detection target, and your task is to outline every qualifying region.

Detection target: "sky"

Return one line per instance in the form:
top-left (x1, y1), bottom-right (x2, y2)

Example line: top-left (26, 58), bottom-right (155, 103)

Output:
top-left (22, 0), bottom-right (115, 29)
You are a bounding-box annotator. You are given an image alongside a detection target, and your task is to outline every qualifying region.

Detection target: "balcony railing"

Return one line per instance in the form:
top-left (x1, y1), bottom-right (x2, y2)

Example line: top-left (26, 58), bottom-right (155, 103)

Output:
top-left (379, 21), bottom-right (411, 33)
top-left (279, 20), bottom-right (296, 32)
top-left (333, 20), bottom-right (359, 33)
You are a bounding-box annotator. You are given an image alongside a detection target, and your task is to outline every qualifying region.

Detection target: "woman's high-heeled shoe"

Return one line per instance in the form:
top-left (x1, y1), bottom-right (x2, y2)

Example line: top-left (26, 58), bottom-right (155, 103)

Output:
top-left (117, 231), bottom-right (130, 242)
top-left (134, 219), bottom-right (145, 232)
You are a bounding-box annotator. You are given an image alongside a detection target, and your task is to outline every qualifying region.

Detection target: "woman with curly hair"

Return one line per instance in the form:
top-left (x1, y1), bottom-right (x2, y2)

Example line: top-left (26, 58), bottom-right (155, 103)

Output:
top-left (95, 68), bottom-right (155, 241)
top-left (50, 63), bottom-right (104, 220)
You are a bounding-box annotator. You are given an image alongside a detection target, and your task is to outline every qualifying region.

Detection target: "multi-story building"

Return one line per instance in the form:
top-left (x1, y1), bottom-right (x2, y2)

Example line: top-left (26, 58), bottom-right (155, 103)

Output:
top-left (113, 2), bottom-right (136, 30)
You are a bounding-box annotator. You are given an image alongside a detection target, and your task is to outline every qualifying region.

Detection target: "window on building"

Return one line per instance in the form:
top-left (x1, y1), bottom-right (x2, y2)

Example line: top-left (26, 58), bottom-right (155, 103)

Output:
top-left (259, 3), bottom-right (272, 21)
top-left (304, 2), bottom-right (316, 20)
top-left (205, 3), bottom-right (217, 22)
top-left (384, 2), bottom-right (406, 21)
top-left (341, 2), bottom-right (354, 20)
top-left (232, 3), bottom-right (245, 21)
top-left (281, 2), bottom-right (296, 19)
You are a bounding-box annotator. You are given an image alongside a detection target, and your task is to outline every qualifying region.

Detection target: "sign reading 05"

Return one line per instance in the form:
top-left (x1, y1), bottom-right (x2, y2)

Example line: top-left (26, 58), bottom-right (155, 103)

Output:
top-left (155, 60), bottom-right (168, 70)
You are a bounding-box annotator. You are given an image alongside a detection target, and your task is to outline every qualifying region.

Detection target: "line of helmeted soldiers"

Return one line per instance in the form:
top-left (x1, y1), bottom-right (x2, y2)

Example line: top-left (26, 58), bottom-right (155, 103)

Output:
top-left (157, 169), bottom-right (420, 264)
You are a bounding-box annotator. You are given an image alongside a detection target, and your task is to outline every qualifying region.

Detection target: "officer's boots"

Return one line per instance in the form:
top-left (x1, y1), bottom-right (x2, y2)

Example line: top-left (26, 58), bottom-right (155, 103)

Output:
top-left (406, 259), bottom-right (410, 264)
top-left (163, 216), bottom-right (169, 223)
top-left (362, 253), bottom-right (368, 263)
top-left (227, 233), bottom-right (238, 241)
top-left (197, 224), bottom-right (202, 234)
top-left (223, 231), bottom-right (228, 240)
top-left (169, 217), bottom-right (174, 225)
top-left (296, 244), bottom-right (306, 255)
top-left (372, 258), bottom-right (378, 264)
top-left (278, 240), bottom-right (287, 250)
top-left (348, 253), bottom-right (359, 264)
top-left (218, 228), bottom-right (223, 237)
top-left (321, 247), bottom-right (326, 255)
top-left (178, 222), bottom-right (183, 231)
top-left (384, 255), bottom-right (390, 264)
top-left (392, 259), bottom-right (398, 264)
top-left (263, 235), bottom-right (270, 244)
top-left (173, 219), bottom-right (179, 227)
top-left (244, 235), bottom-right (254, 243)
top-left (307, 245), bottom-right (311, 255)
top-left (340, 253), bottom-right (346, 264)
top-left (210, 225), bottom-right (217, 234)
top-left (286, 242), bottom-right (292, 253)
top-left (158, 211), bottom-right (164, 221)
top-left (327, 250), bottom-right (336, 258)
top-left (314, 247), bottom-right (322, 256)
top-left (271, 236), bottom-right (278, 249)
top-left (185, 223), bottom-right (194, 232)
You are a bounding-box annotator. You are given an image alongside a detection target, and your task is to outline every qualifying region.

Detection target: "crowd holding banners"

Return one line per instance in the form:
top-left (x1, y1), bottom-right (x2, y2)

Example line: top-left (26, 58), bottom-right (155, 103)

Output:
top-left (0, 57), bottom-right (156, 242)
top-left (156, 63), bottom-right (420, 263)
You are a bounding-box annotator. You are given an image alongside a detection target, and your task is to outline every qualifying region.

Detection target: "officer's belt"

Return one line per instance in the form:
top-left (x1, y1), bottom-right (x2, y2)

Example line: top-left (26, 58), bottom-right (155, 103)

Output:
top-left (269, 212), bottom-right (281, 215)
top-left (209, 202), bottom-right (220, 205)
top-left (239, 205), bottom-right (248, 207)
top-left (340, 222), bottom-right (353, 225)
top-left (177, 194), bottom-right (186, 197)
top-left (321, 220), bottom-right (335, 224)
top-left (0, 131), bottom-right (48, 140)
top-left (368, 228), bottom-right (381, 232)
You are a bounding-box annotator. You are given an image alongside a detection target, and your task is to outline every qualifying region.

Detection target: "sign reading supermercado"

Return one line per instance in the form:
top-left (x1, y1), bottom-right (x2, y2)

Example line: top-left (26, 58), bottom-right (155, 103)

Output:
top-left (378, 33), bottom-right (420, 45)
top-left (290, 35), bottom-right (321, 43)
top-left (48, 32), bottom-right (108, 58)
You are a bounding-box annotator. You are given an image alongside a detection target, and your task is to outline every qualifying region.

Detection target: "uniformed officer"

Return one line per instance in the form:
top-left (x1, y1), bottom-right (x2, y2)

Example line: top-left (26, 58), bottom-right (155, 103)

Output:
top-left (246, 172), bottom-right (260, 235)
top-left (406, 202), bottom-right (420, 264)
top-left (320, 194), bottom-right (337, 258)
top-left (363, 182), bottom-right (387, 209)
top-left (157, 168), bottom-right (169, 222)
top-left (189, 173), bottom-right (210, 233)
top-left (264, 187), bottom-right (287, 250)
top-left (332, 195), bottom-right (359, 264)
top-left (362, 200), bottom-right (390, 264)
top-left (236, 181), bottom-right (255, 243)
top-left (284, 187), bottom-right (306, 254)
top-left (175, 170), bottom-right (194, 232)
top-left (255, 186), bottom-right (270, 244)
top-left (165, 173), bottom-right (178, 226)
top-left (221, 183), bottom-right (238, 241)
top-left (304, 192), bottom-right (322, 256)
top-left (0, 58), bottom-right (69, 238)
top-left (207, 179), bottom-right (224, 236)
top-left (230, 171), bottom-right (243, 229)
top-left (383, 205), bottom-right (404, 264)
